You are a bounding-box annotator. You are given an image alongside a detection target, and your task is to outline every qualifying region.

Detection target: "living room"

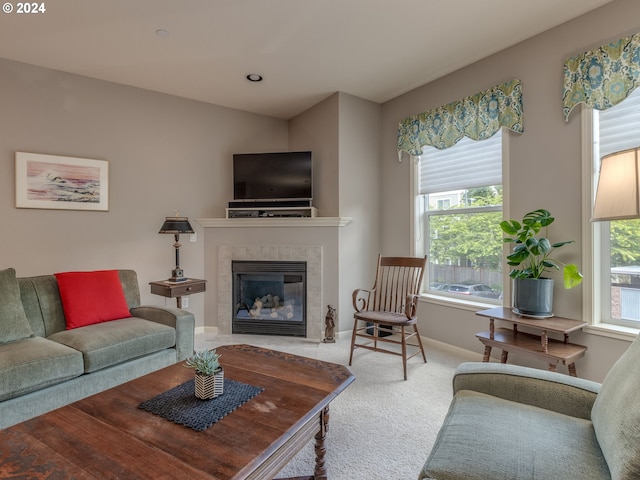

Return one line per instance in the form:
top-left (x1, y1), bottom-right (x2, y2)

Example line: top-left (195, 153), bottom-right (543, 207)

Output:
top-left (1, 0), bottom-right (638, 388)
top-left (4, 1), bottom-right (640, 478)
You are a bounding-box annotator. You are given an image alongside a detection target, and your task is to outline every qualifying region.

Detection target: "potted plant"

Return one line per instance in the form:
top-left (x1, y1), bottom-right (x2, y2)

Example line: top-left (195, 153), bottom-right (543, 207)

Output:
top-left (185, 349), bottom-right (224, 399)
top-left (500, 209), bottom-right (583, 317)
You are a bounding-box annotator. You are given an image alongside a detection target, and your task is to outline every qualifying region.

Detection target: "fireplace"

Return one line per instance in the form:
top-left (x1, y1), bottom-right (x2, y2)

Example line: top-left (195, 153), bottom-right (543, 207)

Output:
top-left (232, 260), bottom-right (307, 336)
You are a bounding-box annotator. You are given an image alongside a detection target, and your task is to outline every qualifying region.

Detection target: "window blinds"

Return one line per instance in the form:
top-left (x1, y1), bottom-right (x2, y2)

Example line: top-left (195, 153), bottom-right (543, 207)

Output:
top-left (599, 87), bottom-right (640, 157)
top-left (418, 129), bottom-right (502, 195)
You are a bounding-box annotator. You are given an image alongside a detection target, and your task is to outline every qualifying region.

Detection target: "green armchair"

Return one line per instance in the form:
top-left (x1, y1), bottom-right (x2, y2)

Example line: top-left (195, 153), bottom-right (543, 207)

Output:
top-left (420, 335), bottom-right (640, 479)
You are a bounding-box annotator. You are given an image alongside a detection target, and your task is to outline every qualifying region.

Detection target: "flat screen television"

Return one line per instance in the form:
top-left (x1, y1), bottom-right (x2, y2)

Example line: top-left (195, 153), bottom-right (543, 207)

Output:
top-left (233, 151), bottom-right (312, 201)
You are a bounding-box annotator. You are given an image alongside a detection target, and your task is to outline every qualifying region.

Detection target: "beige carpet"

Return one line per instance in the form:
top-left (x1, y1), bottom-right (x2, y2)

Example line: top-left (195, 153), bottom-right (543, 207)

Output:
top-left (195, 332), bottom-right (479, 480)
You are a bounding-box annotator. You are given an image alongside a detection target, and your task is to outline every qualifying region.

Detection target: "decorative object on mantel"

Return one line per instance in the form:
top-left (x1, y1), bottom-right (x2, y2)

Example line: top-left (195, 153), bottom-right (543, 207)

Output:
top-left (15, 152), bottom-right (109, 211)
top-left (396, 78), bottom-right (523, 161)
top-left (500, 209), bottom-right (583, 318)
top-left (185, 349), bottom-right (224, 399)
top-left (159, 213), bottom-right (194, 283)
top-left (323, 305), bottom-right (336, 343)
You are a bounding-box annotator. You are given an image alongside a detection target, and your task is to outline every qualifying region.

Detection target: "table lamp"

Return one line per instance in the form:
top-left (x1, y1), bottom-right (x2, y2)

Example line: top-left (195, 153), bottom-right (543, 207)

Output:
top-left (159, 215), bottom-right (194, 282)
top-left (593, 147), bottom-right (640, 221)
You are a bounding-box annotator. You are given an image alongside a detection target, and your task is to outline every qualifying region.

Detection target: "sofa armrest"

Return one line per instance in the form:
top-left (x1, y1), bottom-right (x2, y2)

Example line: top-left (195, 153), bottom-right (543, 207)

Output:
top-left (130, 306), bottom-right (195, 361)
top-left (453, 362), bottom-right (601, 420)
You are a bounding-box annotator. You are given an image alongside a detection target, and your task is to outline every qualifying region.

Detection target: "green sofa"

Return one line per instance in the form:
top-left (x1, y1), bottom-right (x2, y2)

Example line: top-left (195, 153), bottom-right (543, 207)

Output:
top-left (0, 268), bottom-right (195, 429)
top-left (420, 334), bottom-right (640, 480)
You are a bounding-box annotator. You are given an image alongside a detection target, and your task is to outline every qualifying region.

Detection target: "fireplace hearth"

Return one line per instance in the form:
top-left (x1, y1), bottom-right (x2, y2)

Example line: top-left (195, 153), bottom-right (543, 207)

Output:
top-left (232, 260), bottom-right (307, 336)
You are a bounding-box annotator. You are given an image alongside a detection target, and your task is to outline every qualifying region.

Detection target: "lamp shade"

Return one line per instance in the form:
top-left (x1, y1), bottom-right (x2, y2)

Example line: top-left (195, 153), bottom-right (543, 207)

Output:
top-left (592, 147), bottom-right (640, 221)
top-left (158, 216), bottom-right (194, 234)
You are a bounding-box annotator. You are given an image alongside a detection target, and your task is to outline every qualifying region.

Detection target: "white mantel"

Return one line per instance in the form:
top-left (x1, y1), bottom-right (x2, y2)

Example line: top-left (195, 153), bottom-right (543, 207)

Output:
top-left (195, 217), bottom-right (352, 228)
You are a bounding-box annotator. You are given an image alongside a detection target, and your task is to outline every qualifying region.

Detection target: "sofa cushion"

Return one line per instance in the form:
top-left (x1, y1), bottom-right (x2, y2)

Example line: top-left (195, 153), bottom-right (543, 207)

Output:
top-left (592, 336), bottom-right (640, 479)
top-left (421, 390), bottom-right (610, 480)
top-left (47, 317), bottom-right (176, 373)
top-left (0, 336), bottom-right (84, 401)
top-left (55, 270), bottom-right (131, 329)
top-left (0, 267), bottom-right (34, 344)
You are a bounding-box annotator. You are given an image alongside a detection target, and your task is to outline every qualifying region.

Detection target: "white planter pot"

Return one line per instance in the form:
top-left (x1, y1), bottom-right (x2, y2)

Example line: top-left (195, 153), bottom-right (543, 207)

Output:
top-left (194, 368), bottom-right (224, 399)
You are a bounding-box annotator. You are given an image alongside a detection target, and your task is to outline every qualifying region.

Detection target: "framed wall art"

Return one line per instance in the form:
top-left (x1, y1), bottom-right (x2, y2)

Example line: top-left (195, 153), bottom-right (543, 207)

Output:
top-left (15, 152), bottom-right (109, 211)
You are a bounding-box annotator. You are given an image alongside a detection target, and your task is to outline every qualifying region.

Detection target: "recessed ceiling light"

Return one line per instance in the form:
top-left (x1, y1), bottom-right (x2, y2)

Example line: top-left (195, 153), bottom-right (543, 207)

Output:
top-left (246, 74), bottom-right (263, 82)
top-left (155, 29), bottom-right (170, 38)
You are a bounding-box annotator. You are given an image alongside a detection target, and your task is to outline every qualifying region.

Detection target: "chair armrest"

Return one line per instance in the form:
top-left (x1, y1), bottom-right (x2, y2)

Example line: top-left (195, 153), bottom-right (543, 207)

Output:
top-left (352, 288), bottom-right (374, 313)
top-left (453, 362), bottom-right (600, 420)
top-left (130, 305), bottom-right (195, 361)
top-left (404, 294), bottom-right (419, 319)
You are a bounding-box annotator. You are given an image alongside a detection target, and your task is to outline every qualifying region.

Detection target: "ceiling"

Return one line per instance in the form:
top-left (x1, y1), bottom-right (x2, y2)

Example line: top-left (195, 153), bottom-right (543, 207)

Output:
top-left (0, 0), bottom-right (613, 119)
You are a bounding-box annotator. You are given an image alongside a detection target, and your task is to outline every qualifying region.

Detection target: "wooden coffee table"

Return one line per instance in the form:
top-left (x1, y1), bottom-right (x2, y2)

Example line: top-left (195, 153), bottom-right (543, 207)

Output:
top-left (0, 344), bottom-right (355, 479)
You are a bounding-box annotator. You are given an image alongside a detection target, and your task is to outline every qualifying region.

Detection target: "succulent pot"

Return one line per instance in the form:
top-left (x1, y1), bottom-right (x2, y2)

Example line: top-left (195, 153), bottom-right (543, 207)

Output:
top-left (194, 368), bottom-right (224, 399)
top-left (513, 278), bottom-right (554, 317)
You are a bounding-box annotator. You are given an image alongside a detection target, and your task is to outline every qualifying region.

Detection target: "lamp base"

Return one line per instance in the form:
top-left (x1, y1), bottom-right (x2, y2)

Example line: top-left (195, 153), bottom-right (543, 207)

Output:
top-left (168, 277), bottom-right (189, 283)
top-left (169, 268), bottom-right (188, 282)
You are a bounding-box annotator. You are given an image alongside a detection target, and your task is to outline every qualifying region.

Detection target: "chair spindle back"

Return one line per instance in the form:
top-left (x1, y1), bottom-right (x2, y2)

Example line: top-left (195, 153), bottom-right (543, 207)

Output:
top-left (370, 256), bottom-right (426, 313)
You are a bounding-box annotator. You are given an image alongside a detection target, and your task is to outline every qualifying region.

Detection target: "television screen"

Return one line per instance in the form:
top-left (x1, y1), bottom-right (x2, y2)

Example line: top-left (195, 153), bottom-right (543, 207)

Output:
top-left (233, 151), bottom-right (312, 201)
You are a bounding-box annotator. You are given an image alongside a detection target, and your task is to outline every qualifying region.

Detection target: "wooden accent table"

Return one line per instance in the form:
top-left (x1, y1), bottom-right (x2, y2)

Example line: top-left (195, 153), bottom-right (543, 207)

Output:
top-left (475, 307), bottom-right (587, 376)
top-left (0, 344), bottom-right (354, 480)
top-left (150, 277), bottom-right (207, 308)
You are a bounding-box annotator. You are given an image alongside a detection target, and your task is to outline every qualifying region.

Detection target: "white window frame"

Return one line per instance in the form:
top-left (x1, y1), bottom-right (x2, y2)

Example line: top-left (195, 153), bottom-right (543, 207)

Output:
top-left (581, 106), bottom-right (640, 340)
top-left (411, 128), bottom-right (511, 311)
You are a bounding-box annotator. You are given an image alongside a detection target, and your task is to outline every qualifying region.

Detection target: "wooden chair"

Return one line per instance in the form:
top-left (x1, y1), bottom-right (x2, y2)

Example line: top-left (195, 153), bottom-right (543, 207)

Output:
top-left (348, 255), bottom-right (427, 380)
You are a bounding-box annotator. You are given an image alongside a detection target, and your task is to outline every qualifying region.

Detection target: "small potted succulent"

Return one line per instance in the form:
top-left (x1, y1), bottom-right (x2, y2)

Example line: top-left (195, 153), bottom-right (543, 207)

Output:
top-left (500, 209), bottom-right (583, 317)
top-left (185, 349), bottom-right (224, 399)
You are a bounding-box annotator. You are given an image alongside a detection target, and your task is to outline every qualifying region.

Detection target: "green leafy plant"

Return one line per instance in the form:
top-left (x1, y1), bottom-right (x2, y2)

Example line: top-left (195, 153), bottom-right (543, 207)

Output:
top-left (184, 349), bottom-right (221, 375)
top-left (500, 209), bottom-right (583, 289)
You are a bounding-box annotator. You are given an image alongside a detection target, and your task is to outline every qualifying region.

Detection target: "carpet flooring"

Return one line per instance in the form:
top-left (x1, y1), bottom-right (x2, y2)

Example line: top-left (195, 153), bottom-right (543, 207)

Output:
top-left (195, 332), bottom-right (479, 480)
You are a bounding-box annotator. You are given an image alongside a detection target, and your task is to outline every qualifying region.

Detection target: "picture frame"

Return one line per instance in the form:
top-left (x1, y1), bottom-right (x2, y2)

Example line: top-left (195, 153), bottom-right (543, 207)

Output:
top-left (15, 152), bottom-right (109, 211)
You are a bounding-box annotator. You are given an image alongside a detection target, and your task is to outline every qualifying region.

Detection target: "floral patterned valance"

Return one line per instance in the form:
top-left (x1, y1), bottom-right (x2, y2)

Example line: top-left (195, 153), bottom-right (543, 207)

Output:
top-left (397, 78), bottom-right (523, 157)
top-left (563, 31), bottom-right (640, 121)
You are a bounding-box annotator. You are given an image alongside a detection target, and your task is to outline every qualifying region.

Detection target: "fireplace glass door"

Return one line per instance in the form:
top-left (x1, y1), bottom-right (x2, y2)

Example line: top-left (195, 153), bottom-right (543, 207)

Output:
top-left (232, 261), bottom-right (306, 336)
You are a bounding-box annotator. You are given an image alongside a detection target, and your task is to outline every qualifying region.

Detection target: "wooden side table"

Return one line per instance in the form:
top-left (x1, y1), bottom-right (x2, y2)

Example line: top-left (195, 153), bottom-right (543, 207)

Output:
top-left (475, 307), bottom-right (587, 376)
top-left (149, 278), bottom-right (206, 308)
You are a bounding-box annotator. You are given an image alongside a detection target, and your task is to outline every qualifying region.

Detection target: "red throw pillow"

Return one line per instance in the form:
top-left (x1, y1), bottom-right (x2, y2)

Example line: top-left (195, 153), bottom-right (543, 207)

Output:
top-left (55, 270), bottom-right (131, 330)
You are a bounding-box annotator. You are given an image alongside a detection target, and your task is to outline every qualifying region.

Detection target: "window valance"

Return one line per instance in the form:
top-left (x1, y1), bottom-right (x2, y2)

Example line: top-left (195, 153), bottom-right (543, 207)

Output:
top-left (397, 78), bottom-right (523, 157)
top-left (563, 31), bottom-right (640, 121)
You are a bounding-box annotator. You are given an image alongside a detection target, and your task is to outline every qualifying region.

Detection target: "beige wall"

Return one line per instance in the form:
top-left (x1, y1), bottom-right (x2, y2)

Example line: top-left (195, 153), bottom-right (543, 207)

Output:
top-left (0, 60), bottom-right (379, 336)
top-left (289, 93), bottom-right (340, 217)
top-left (380, 0), bottom-right (640, 381)
top-left (0, 58), bottom-right (288, 326)
top-left (337, 93), bottom-right (382, 330)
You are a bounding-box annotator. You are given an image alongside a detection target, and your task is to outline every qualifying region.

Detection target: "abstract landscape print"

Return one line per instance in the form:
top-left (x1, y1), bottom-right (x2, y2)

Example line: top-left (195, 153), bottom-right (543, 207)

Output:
top-left (15, 152), bottom-right (109, 211)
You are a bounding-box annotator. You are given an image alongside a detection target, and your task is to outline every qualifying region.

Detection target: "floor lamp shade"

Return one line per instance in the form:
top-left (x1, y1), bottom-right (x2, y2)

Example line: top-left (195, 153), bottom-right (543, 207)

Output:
top-left (593, 147), bottom-right (640, 221)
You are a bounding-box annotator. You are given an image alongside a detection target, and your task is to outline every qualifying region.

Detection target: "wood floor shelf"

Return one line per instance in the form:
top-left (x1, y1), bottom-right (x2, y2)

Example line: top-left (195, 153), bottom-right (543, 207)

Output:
top-left (475, 307), bottom-right (588, 377)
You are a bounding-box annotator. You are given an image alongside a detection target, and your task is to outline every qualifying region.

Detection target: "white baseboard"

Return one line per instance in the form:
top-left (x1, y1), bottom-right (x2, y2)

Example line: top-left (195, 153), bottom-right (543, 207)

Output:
top-left (336, 329), bottom-right (481, 362)
top-left (195, 326), bottom-right (219, 337)
top-left (421, 337), bottom-right (482, 362)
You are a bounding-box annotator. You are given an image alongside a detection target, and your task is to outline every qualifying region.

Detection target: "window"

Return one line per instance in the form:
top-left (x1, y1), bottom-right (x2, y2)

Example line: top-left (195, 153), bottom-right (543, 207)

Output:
top-left (591, 87), bottom-right (640, 329)
top-left (415, 129), bottom-right (504, 304)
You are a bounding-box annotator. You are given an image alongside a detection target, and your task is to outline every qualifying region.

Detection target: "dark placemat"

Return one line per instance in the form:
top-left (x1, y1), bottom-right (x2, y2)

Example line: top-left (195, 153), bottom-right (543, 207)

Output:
top-left (139, 378), bottom-right (264, 431)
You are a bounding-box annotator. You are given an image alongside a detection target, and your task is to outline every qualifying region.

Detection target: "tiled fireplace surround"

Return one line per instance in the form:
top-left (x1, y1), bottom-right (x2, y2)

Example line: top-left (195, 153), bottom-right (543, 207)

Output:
top-left (197, 216), bottom-right (351, 340)
top-left (216, 245), bottom-right (323, 339)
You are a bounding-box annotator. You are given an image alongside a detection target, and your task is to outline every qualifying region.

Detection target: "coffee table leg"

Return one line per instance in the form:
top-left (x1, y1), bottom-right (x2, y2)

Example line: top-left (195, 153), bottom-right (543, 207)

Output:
top-left (276, 406), bottom-right (330, 480)
top-left (313, 406), bottom-right (330, 480)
